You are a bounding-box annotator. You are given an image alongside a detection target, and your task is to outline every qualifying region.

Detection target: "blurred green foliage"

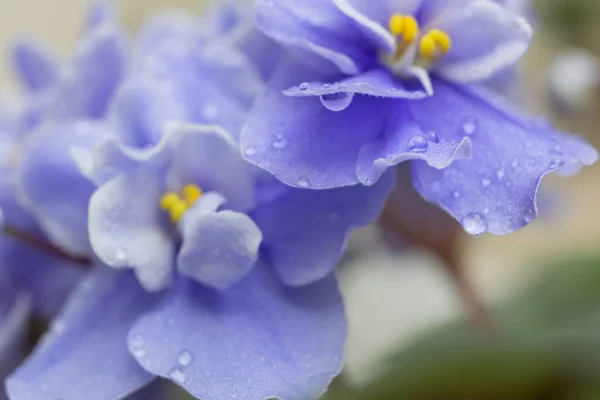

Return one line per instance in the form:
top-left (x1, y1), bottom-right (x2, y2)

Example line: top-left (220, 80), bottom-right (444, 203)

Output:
top-left (535, 0), bottom-right (600, 48)
top-left (326, 253), bottom-right (600, 400)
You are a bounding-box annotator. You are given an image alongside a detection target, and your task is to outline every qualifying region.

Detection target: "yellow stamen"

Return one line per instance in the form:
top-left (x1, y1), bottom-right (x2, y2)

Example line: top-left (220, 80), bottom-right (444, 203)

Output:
top-left (418, 29), bottom-right (452, 62)
top-left (182, 184), bottom-right (203, 207)
top-left (160, 192), bottom-right (181, 211)
top-left (388, 14), bottom-right (405, 37)
top-left (429, 29), bottom-right (452, 54)
top-left (419, 36), bottom-right (437, 62)
top-left (169, 200), bottom-right (189, 223)
top-left (388, 14), bottom-right (419, 44)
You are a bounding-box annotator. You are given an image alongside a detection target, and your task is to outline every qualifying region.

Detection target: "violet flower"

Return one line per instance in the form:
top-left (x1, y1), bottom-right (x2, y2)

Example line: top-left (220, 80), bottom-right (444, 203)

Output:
top-left (241, 0), bottom-right (598, 235)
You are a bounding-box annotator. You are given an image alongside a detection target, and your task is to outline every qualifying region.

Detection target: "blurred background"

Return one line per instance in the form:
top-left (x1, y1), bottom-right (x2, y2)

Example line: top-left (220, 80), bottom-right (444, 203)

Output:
top-left (2, 0), bottom-right (600, 399)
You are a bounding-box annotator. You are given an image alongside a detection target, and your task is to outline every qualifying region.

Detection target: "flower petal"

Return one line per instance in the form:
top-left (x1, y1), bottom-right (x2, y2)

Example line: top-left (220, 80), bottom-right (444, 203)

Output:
top-left (283, 67), bottom-right (428, 99)
top-left (129, 261), bottom-right (346, 400)
top-left (410, 80), bottom-right (598, 235)
top-left (6, 269), bottom-right (158, 400)
top-left (179, 206), bottom-right (262, 290)
top-left (332, 0), bottom-right (424, 54)
top-left (167, 123), bottom-right (257, 212)
top-left (44, 22), bottom-right (126, 120)
top-left (18, 122), bottom-right (110, 255)
top-left (242, 62), bottom-right (470, 188)
top-left (89, 170), bottom-right (175, 292)
top-left (10, 39), bottom-right (58, 93)
top-left (255, 0), bottom-right (374, 74)
top-left (253, 170), bottom-right (394, 286)
top-left (431, 0), bottom-right (533, 83)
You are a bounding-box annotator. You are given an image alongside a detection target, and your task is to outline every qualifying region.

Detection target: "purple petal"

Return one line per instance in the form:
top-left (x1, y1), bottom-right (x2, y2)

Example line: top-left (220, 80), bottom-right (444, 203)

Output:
top-left (0, 272), bottom-right (31, 392)
top-left (168, 124), bottom-right (257, 212)
top-left (89, 170), bottom-right (175, 291)
top-left (129, 261), bottom-right (346, 400)
top-left (242, 62), bottom-right (470, 188)
top-left (283, 67), bottom-right (428, 99)
top-left (411, 80), bottom-right (598, 235)
top-left (255, 0), bottom-right (375, 74)
top-left (18, 122), bottom-right (111, 255)
top-left (332, 0), bottom-right (424, 53)
top-left (45, 22), bottom-right (126, 120)
top-left (6, 269), bottom-right (158, 400)
top-left (85, 0), bottom-right (114, 30)
top-left (179, 204), bottom-right (262, 290)
top-left (431, 0), bottom-right (532, 83)
top-left (10, 39), bottom-right (58, 93)
top-left (253, 170), bottom-right (394, 286)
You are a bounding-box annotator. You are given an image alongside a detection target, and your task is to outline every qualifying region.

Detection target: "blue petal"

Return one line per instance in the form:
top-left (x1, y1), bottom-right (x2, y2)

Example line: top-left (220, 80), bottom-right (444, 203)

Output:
top-left (242, 62), bottom-right (470, 188)
top-left (179, 200), bottom-right (262, 290)
top-left (0, 272), bottom-right (31, 393)
top-left (44, 22), bottom-right (126, 120)
top-left (129, 261), bottom-right (346, 400)
top-left (410, 79), bottom-right (598, 235)
top-left (283, 67), bottom-right (428, 99)
top-left (89, 170), bottom-right (176, 292)
top-left (253, 170), bottom-right (394, 286)
top-left (6, 269), bottom-right (158, 400)
top-left (10, 39), bottom-right (58, 93)
top-left (431, 0), bottom-right (533, 83)
top-left (18, 122), bottom-right (111, 255)
top-left (255, 0), bottom-right (375, 75)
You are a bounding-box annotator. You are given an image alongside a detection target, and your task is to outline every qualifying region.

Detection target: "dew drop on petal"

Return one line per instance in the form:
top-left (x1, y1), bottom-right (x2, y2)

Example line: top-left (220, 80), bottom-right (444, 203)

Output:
top-left (169, 368), bottom-right (187, 384)
top-left (299, 82), bottom-right (310, 91)
top-left (461, 212), bottom-right (488, 235)
top-left (244, 146), bottom-right (256, 156)
top-left (178, 350), bottom-right (193, 366)
top-left (524, 208), bottom-right (535, 223)
top-left (426, 131), bottom-right (439, 143)
top-left (271, 134), bottom-right (288, 149)
top-left (320, 92), bottom-right (354, 112)
top-left (462, 118), bottom-right (477, 135)
top-left (407, 135), bottom-right (428, 153)
top-left (511, 159), bottom-right (519, 168)
top-left (115, 248), bottom-right (127, 262)
top-left (453, 191), bottom-right (460, 199)
top-left (297, 177), bottom-right (310, 188)
top-left (482, 178), bottom-right (491, 187)
top-left (496, 168), bottom-right (505, 180)
top-left (549, 158), bottom-right (565, 169)
top-left (322, 83), bottom-right (331, 89)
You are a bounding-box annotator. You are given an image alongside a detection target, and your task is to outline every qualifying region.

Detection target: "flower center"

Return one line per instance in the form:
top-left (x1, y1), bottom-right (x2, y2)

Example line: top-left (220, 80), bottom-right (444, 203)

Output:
top-left (387, 13), bottom-right (452, 68)
top-left (160, 184), bottom-right (203, 223)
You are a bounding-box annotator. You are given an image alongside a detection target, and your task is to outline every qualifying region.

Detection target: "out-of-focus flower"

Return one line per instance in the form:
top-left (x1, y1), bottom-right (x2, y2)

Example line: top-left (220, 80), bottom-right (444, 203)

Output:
top-left (6, 4), bottom-right (392, 400)
top-left (548, 49), bottom-right (600, 114)
top-left (241, 0), bottom-right (598, 235)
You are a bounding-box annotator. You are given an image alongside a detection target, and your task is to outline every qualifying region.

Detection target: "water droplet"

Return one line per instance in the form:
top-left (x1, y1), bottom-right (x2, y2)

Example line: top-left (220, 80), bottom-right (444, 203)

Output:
top-left (178, 350), bottom-right (193, 366)
top-left (549, 158), bottom-right (565, 169)
top-left (129, 334), bottom-right (146, 358)
top-left (322, 83), bottom-right (331, 89)
top-left (524, 208), bottom-right (535, 223)
top-left (298, 82), bottom-right (310, 91)
top-left (133, 347), bottom-right (146, 358)
top-left (453, 191), bottom-right (460, 199)
top-left (426, 131), bottom-right (439, 143)
top-left (496, 168), bottom-right (505, 180)
top-left (462, 118), bottom-right (477, 135)
top-left (244, 146), bottom-right (257, 156)
top-left (115, 248), bottom-right (127, 262)
top-left (511, 159), bottom-right (519, 168)
top-left (407, 135), bottom-right (428, 153)
top-left (297, 177), bottom-right (310, 188)
top-left (319, 92), bottom-right (354, 112)
top-left (482, 178), bottom-right (491, 187)
top-left (461, 212), bottom-right (488, 235)
top-left (169, 368), bottom-right (187, 384)
top-left (272, 135), bottom-right (288, 149)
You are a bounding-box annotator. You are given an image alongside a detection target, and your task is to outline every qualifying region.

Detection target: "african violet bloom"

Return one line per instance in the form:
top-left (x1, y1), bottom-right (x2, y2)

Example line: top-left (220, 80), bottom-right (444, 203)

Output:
top-left (6, 4), bottom-right (392, 399)
top-left (7, 123), bottom-right (392, 400)
top-left (242, 0), bottom-right (598, 235)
